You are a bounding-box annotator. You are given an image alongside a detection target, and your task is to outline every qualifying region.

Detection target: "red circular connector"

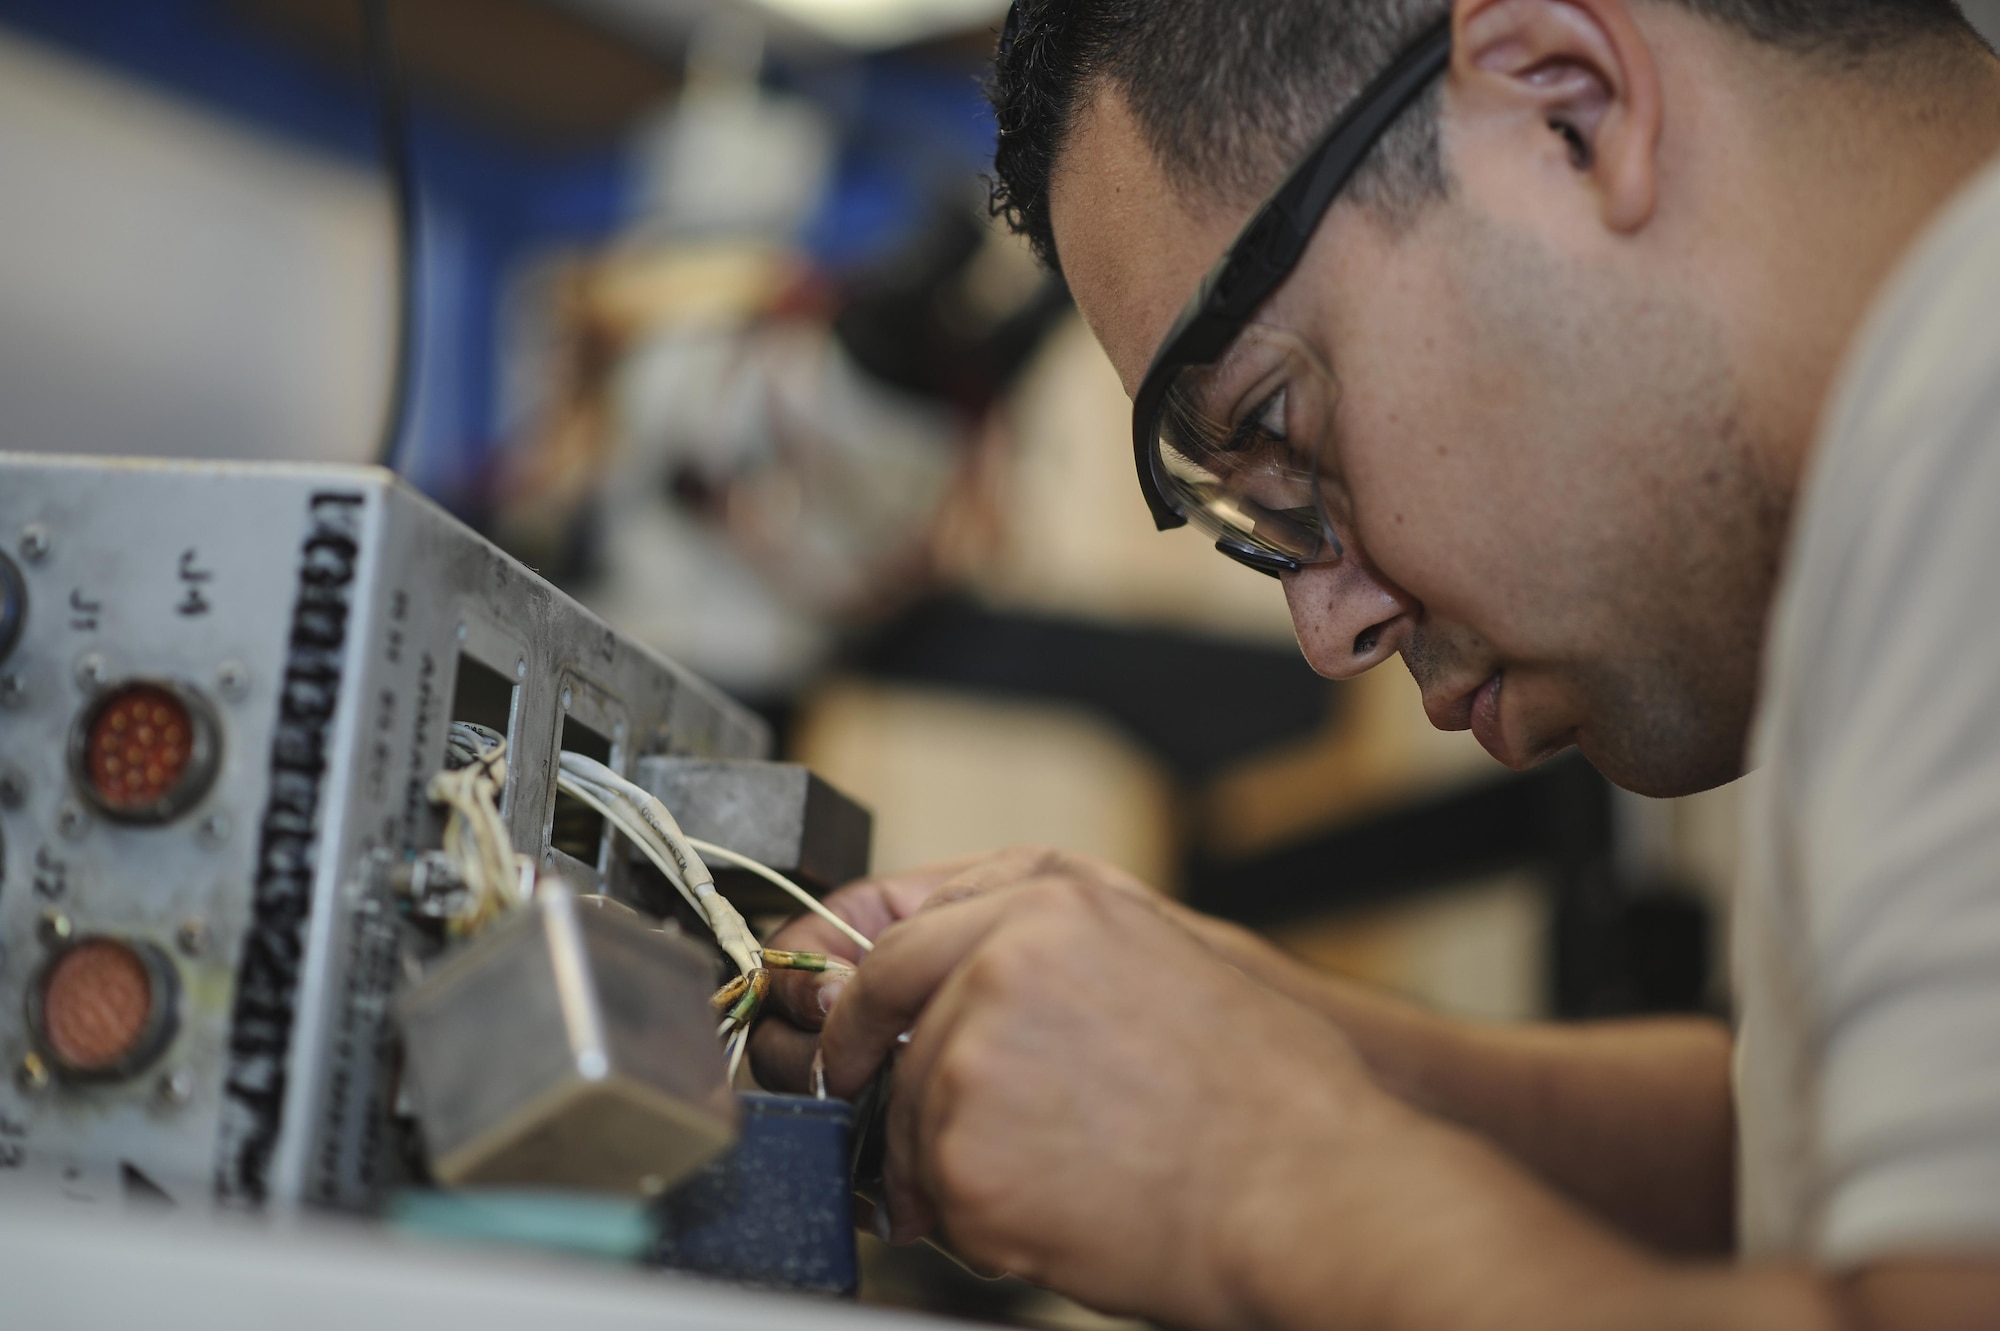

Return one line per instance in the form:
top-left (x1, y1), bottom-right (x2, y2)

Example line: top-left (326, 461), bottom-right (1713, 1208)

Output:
top-left (40, 939), bottom-right (158, 1075)
top-left (86, 685), bottom-right (196, 813)
top-left (72, 680), bottom-right (219, 822)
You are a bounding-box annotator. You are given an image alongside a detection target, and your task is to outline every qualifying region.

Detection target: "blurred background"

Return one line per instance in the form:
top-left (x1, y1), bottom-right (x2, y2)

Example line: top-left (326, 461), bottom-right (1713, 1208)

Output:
top-left (4, 0), bottom-right (1998, 1320)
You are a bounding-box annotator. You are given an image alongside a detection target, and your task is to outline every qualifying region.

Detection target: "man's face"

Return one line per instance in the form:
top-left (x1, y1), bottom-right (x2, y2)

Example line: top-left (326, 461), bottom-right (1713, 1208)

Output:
top-left (1051, 86), bottom-right (1789, 798)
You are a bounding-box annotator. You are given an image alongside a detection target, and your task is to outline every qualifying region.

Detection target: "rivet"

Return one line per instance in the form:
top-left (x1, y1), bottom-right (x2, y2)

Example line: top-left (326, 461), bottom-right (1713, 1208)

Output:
top-left (55, 804), bottom-right (88, 842)
top-left (175, 918), bottom-right (208, 958)
top-left (561, 686), bottom-right (573, 711)
top-left (197, 813), bottom-right (231, 848)
top-left (73, 653), bottom-right (106, 693)
top-left (514, 658), bottom-right (527, 680)
top-left (216, 662), bottom-right (251, 702)
top-left (18, 526), bottom-right (49, 564)
top-left (155, 1068), bottom-right (194, 1108)
top-left (38, 911), bottom-right (72, 948)
top-left (0, 674), bottom-right (27, 709)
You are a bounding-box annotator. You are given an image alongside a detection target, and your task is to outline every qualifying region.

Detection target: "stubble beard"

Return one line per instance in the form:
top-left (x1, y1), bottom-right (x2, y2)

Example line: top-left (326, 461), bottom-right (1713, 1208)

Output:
top-left (1432, 209), bottom-right (1796, 797)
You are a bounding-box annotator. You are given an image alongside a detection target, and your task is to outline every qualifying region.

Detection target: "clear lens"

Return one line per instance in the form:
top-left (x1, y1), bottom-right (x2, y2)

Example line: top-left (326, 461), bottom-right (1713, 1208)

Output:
top-left (1150, 325), bottom-right (1342, 566)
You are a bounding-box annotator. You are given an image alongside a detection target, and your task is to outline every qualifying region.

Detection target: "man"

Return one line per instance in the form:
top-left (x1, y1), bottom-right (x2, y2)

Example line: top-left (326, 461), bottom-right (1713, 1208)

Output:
top-left (752, 1), bottom-right (2000, 1325)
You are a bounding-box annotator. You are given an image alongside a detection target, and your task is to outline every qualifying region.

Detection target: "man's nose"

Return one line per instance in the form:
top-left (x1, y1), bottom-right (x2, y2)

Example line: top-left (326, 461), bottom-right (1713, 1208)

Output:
top-left (1283, 555), bottom-right (1417, 680)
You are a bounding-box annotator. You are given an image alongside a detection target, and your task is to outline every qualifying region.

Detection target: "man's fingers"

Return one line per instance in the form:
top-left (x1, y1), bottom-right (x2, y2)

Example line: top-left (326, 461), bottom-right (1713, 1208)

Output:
top-left (758, 882), bottom-right (892, 1031)
top-left (747, 1016), bottom-right (820, 1093)
top-left (764, 888), bottom-right (894, 956)
top-left (924, 845), bottom-right (1153, 907)
top-left (759, 856), bottom-right (1005, 1032)
top-left (836, 854), bottom-right (996, 923)
top-left (764, 943), bottom-right (852, 1023)
top-left (880, 951), bottom-right (985, 1244)
top-left (819, 888), bottom-right (1022, 1098)
top-left (881, 1149), bottom-right (940, 1245)
top-left (915, 846), bottom-right (1075, 910)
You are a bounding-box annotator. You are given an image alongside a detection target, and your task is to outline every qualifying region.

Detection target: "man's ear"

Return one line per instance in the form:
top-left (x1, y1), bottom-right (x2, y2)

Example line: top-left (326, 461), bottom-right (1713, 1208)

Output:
top-left (1451, 0), bottom-right (1664, 233)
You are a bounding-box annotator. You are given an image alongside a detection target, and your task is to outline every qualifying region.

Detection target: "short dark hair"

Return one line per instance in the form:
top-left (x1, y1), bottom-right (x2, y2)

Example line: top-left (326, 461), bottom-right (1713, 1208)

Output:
top-left (988, 0), bottom-right (1982, 272)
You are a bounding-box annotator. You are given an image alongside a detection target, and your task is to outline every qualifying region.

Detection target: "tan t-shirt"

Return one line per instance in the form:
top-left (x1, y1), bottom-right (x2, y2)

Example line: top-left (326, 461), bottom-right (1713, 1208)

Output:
top-left (1736, 150), bottom-right (2000, 1262)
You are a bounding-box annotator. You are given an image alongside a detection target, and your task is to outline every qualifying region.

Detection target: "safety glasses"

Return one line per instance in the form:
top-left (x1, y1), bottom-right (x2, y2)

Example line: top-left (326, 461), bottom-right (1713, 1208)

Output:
top-left (1130, 17), bottom-right (1453, 578)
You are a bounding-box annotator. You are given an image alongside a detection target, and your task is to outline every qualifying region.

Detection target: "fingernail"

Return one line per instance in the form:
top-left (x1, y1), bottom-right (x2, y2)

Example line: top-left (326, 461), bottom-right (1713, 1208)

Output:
top-left (818, 980), bottom-right (846, 1015)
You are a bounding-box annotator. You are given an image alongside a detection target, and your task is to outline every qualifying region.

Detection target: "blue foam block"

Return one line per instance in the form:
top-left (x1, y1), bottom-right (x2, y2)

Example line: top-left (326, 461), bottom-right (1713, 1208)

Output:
top-left (651, 1092), bottom-right (858, 1295)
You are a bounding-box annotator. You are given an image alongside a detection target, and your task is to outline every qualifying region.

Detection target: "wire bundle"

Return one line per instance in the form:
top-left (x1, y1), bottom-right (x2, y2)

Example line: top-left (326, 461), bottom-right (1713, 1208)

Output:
top-left (553, 752), bottom-right (773, 1080)
top-left (425, 722), bottom-right (871, 1082)
top-left (427, 727), bottom-right (531, 936)
top-left (554, 750), bottom-right (763, 979)
top-left (685, 840), bottom-right (874, 955)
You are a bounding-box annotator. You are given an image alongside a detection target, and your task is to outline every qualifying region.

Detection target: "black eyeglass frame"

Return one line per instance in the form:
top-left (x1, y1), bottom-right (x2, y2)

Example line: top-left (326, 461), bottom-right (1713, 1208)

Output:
top-left (1129, 16), bottom-right (1455, 578)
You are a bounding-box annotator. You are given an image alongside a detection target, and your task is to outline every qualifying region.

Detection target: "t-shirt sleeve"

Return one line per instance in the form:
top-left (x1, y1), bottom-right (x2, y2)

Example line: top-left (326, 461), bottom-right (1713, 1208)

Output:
top-left (1784, 293), bottom-right (2000, 1262)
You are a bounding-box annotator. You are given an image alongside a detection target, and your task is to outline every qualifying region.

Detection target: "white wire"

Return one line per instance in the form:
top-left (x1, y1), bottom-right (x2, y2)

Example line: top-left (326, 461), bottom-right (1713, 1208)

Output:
top-left (553, 755), bottom-right (876, 1045)
top-left (557, 771), bottom-right (757, 977)
top-left (554, 775), bottom-right (701, 914)
top-left (553, 758), bottom-right (761, 977)
top-left (726, 1027), bottom-right (748, 1083)
top-left (559, 752), bottom-right (713, 894)
top-left (685, 837), bottom-right (874, 954)
top-left (427, 738), bottom-right (525, 935)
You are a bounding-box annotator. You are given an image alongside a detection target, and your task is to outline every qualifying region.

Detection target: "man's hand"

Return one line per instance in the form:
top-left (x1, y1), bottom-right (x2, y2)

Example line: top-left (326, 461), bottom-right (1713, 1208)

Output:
top-left (750, 847), bottom-right (1149, 1091)
top-left (749, 847), bottom-right (2000, 1331)
top-left (759, 848), bottom-right (1402, 1325)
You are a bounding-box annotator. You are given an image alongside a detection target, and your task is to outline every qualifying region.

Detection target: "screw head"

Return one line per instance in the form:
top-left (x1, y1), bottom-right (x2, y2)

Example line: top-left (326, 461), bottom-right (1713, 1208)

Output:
top-left (73, 653), bottom-right (106, 693)
top-left (197, 813), bottom-right (231, 848)
top-left (175, 918), bottom-right (208, 958)
top-left (38, 911), bottom-right (72, 948)
top-left (18, 526), bottom-right (49, 564)
top-left (0, 674), bottom-right (26, 709)
top-left (16, 1053), bottom-right (49, 1095)
top-left (215, 662), bottom-right (251, 702)
top-left (155, 1068), bottom-right (194, 1108)
top-left (55, 804), bottom-right (89, 842)
top-left (0, 764), bottom-right (26, 810)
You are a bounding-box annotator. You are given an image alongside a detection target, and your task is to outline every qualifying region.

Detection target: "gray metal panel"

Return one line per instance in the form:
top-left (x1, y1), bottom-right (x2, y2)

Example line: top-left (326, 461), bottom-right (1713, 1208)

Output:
top-left (0, 455), bottom-right (341, 1208)
top-left (0, 454), bottom-right (769, 1216)
top-left (635, 757), bottom-right (873, 903)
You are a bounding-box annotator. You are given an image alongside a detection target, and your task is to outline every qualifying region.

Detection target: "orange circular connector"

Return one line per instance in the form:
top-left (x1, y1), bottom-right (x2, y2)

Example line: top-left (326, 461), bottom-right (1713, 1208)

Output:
top-left (71, 681), bottom-right (219, 822)
top-left (32, 937), bottom-right (179, 1079)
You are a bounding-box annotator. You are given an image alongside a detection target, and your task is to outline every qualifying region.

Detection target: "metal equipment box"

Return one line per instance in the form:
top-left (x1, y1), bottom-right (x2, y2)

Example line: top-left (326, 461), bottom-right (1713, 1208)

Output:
top-left (0, 454), bottom-right (768, 1215)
